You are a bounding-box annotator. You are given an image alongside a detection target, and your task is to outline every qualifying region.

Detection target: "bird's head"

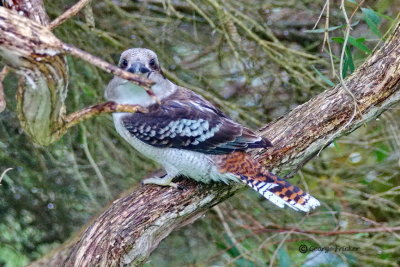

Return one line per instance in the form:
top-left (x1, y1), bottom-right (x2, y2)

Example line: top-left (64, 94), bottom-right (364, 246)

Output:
top-left (118, 48), bottom-right (165, 83)
top-left (106, 48), bottom-right (176, 105)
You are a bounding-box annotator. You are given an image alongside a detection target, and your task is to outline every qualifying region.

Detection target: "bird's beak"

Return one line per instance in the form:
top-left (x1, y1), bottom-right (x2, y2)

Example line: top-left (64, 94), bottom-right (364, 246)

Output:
top-left (126, 62), bottom-right (157, 100)
top-left (127, 62), bottom-right (150, 74)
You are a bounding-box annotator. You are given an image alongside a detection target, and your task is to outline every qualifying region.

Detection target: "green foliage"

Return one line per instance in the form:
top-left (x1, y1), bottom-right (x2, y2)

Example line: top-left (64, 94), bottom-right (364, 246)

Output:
top-left (304, 21), bottom-right (360, 33)
top-left (362, 8), bottom-right (382, 37)
top-left (312, 66), bottom-right (335, 87)
top-left (278, 247), bottom-right (292, 267)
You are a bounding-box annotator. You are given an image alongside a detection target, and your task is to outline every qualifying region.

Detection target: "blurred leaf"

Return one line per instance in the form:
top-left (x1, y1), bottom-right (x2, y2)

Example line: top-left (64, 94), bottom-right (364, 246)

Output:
top-left (374, 144), bottom-right (389, 162)
top-left (347, 37), bottom-right (371, 54)
top-left (222, 234), bottom-right (256, 266)
top-left (278, 246), bottom-right (292, 267)
top-left (332, 36), bottom-right (371, 54)
top-left (235, 258), bottom-right (257, 267)
top-left (304, 21), bottom-right (359, 33)
top-left (376, 12), bottom-right (394, 22)
top-left (362, 8), bottom-right (382, 37)
top-left (303, 251), bottom-right (355, 267)
top-left (312, 66), bottom-right (335, 87)
top-left (331, 37), bottom-right (344, 44)
top-left (342, 46), bottom-right (355, 78)
top-left (333, 141), bottom-right (341, 152)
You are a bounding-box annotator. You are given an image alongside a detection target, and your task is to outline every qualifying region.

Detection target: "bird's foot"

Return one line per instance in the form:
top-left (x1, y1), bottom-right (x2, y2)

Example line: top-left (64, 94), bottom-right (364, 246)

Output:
top-left (142, 175), bottom-right (179, 189)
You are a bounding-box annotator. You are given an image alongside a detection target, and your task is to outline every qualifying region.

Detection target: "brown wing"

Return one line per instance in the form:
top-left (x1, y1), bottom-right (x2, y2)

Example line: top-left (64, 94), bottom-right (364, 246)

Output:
top-left (121, 88), bottom-right (272, 154)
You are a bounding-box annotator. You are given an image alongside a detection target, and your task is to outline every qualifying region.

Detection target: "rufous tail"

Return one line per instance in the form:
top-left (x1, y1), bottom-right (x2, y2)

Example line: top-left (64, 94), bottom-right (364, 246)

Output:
top-left (216, 152), bottom-right (320, 212)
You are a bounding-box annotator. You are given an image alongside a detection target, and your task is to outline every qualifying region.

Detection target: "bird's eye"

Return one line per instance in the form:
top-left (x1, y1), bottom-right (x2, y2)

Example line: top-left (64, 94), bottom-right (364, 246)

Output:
top-left (120, 59), bottom-right (128, 69)
top-left (149, 58), bottom-right (156, 68)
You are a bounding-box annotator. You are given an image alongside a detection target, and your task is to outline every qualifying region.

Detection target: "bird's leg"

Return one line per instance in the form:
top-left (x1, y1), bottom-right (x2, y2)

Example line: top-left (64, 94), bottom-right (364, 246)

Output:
top-left (142, 173), bottom-right (179, 189)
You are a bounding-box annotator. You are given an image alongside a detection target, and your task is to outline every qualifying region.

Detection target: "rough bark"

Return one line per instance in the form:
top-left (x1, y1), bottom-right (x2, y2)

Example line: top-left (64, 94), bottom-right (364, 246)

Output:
top-left (0, 0), bottom-right (68, 145)
top-left (29, 23), bottom-right (400, 266)
top-left (256, 30), bottom-right (400, 174)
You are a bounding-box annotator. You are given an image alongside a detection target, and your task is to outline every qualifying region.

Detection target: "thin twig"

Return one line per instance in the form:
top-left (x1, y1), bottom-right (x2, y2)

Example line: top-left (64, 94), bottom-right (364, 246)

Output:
top-left (69, 148), bottom-right (101, 209)
top-left (49, 0), bottom-right (93, 29)
top-left (323, 1), bottom-right (336, 76)
top-left (61, 43), bottom-right (154, 88)
top-left (81, 125), bottom-right (112, 201)
top-left (0, 168), bottom-right (13, 185)
top-left (338, 0), bottom-right (360, 105)
top-left (269, 216), bottom-right (308, 267)
top-left (317, 1), bottom-right (361, 157)
top-left (252, 226), bottom-right (400, 236)
top-left (61, 43), bottom-right (159, 103)
top-left (83, 4), bottom-right (95, 28)
top-left (58, 101), bottom-right (146, 134)
top-left (0, 66), bottom-right (9, 112)
top-left (214, 206), bottom-right (264, 266)
top-left (313, 0), bottom-right (328, 30)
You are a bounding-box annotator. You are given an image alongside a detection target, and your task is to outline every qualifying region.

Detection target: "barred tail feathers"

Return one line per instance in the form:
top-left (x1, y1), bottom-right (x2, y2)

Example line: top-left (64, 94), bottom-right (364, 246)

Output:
top-left (215, 151), bottom-right (320, 212)
top-left (239, 171), bottom-right (320, 212)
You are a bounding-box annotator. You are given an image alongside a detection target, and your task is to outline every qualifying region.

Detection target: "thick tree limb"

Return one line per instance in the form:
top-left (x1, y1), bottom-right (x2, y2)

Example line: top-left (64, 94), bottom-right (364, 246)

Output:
top-left (0, 0), bottom-right (68, 145)
top-left (256, 29), bottom-right (400, 174)
top-left (30, 23), bottom-right (400, 266)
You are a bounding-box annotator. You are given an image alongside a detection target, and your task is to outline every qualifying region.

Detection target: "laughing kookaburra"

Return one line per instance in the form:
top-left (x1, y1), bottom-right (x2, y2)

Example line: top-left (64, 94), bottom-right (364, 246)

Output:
top-left (105, 48), bottom-right (320, 212)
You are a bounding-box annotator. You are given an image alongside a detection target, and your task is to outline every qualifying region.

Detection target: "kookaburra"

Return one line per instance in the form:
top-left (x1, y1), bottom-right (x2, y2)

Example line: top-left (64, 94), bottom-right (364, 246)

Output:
top-left (105, 48), bottom-right (320, 212)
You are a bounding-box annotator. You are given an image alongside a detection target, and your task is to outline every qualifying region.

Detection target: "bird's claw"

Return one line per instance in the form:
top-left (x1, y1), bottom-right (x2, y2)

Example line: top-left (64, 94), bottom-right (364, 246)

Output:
top-left (142, 176), bottom-right (181, 189)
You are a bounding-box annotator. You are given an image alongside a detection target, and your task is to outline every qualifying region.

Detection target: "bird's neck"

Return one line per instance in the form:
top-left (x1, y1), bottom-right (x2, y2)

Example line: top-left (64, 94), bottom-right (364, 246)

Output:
top-left (107, 77), bottom-right (177, 107)
top-left (152, 78), bottom-right (177, 101)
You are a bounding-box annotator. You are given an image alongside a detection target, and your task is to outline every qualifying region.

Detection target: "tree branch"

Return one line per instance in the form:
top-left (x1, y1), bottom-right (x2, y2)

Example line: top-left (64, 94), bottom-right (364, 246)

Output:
top-left (30, 23), bottom-right (400, 267)
top-left (256, 28), bottom-right (400, 174)
top-left (54, 102), bottom-right (147, 139)
top-left (0, 5), bottom-right (154, 145)
top-left (49, 0), bottom-right (92, 30)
